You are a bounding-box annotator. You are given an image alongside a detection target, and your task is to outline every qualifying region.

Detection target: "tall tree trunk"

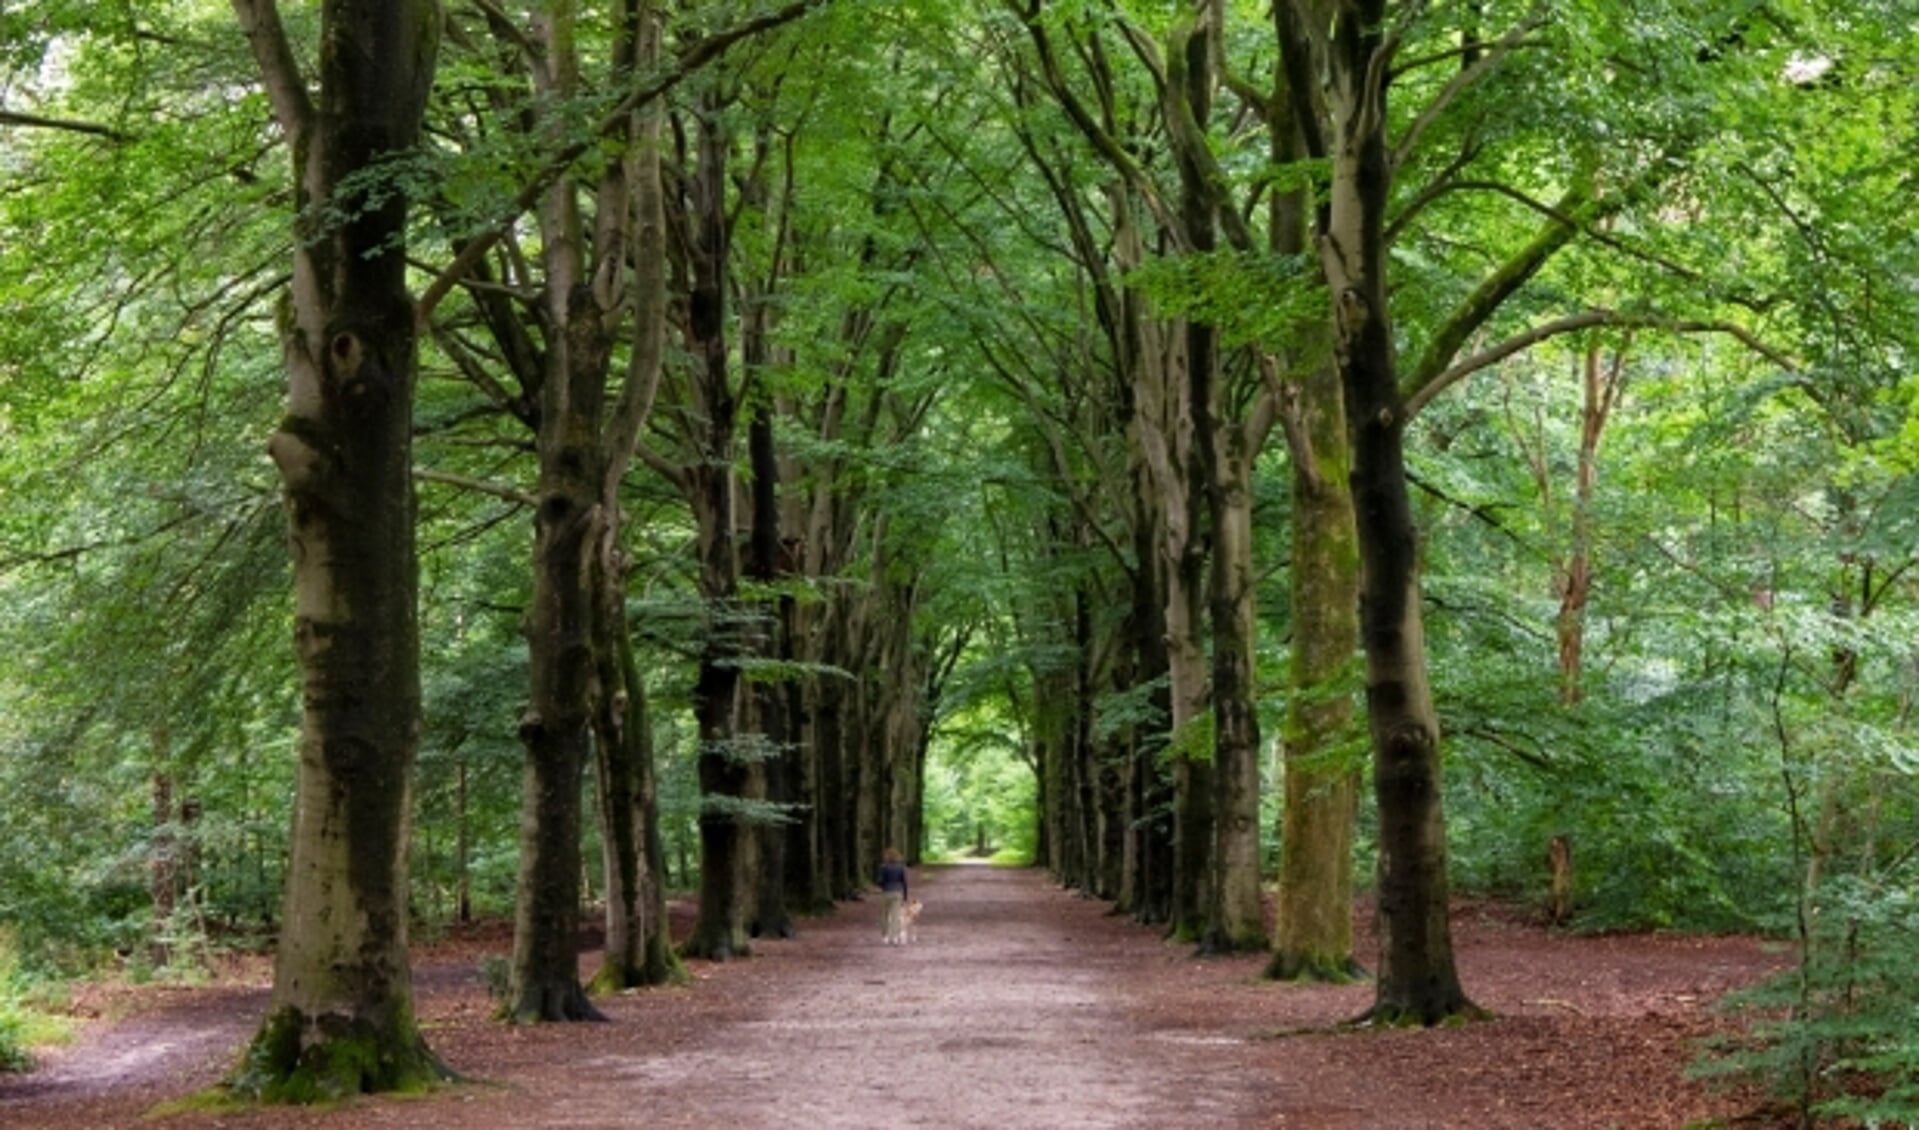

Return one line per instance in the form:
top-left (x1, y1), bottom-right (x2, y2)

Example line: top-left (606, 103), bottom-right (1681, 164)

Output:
top-left (1267, 43), bottom-right (1362, 980)
top-left (588, 0), bottom-right (677, 989)
top-left (1269, 363), bottom-right (1364, 981)
top-left (591, 570), bottom-right (682, 989)
top-left (1168, 526), bottom-right (1213, 941)
top-left (747, 400), bottom-right (795, 938)
top-left (505, 0), bottom-right (629, 1021)
top-left (508, 356), bottom-right (606, 1020)
top-left (681, 94), bottom-right (751, 961)
top-left (456, 756), bottom-right (471, 924)
top-left (1165, 2), bottom-right (1264, 955)
top-left (229, 0), bottom-right (445, 1097)
top-left (814, 630), bottom-right (853, 898)
top-left (1315, 0), bottom-right (1472, 1024)
top-left (1204, 425), bottom-right (1267, 950)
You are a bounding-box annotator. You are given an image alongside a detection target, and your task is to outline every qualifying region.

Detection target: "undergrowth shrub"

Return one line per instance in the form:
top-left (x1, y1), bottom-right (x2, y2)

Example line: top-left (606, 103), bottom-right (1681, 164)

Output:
top-left (0, 929), bottom-right (68, 1073)
top-left (1696, 877), bottom-right (1919, 1125)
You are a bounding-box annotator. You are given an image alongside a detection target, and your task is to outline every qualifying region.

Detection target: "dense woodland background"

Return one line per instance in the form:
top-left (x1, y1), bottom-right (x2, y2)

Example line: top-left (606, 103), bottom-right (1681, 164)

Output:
top-left (1, 0), bottom-right (1915, 1120)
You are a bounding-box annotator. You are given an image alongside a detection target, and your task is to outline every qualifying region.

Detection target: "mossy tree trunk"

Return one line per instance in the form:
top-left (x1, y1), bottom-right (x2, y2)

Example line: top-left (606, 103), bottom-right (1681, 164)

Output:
top-left (228, 0), bottom-right (446, 1099)
top-left (1263, 35), bottom-right (1363, 983)
top-left (1270, 361), bottom-right (1364, 982)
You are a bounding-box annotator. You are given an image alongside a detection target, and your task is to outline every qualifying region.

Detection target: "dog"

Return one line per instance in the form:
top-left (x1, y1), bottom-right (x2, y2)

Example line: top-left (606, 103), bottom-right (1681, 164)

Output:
top-left (899, 898), bottom-right (923, 944)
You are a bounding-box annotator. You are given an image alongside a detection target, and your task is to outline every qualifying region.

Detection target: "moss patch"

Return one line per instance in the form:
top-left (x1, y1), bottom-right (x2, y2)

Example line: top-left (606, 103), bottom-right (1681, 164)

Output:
top-left (227, 1004), bottom-right (449, 1105)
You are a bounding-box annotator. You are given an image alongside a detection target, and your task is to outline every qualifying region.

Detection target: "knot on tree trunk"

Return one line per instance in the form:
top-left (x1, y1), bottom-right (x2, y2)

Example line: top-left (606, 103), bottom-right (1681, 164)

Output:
top-left (1381, 722), bottom-right (1434, 769)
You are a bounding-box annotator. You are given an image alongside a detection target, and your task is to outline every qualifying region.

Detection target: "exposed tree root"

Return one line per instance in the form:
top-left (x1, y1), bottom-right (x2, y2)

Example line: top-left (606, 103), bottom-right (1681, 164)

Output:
top-left (1344, 999), bottom-right (1494, 1029)
top-left (1262, 951), bottom-right (1370, 984)
top-left (503, 984), bottom-right (607, 1025)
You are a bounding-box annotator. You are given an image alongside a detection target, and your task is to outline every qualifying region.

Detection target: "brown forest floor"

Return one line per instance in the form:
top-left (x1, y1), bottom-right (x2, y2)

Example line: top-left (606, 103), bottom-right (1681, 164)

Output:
top-left (0, 864), bottom-right (1787, 1129)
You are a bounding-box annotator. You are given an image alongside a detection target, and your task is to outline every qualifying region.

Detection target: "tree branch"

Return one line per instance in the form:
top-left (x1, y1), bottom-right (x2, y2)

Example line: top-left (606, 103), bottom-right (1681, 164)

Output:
top-left (229, 0), bottom-right (313, 139)
top-left (0, 109), bottom-right (132, 142)
top-left (416, 0), bottom-right (824, 325)
top-left (1404, 309), bottom-right (1798, 420)
top-left (1400, 181), bottom-right (1597, 398)
top-left (1391, 12), bottom-right (1544, 170)
top-left (413, 467), bottom-right (536, 507)
top-left (1010, 2), bottom-right (1188, 249)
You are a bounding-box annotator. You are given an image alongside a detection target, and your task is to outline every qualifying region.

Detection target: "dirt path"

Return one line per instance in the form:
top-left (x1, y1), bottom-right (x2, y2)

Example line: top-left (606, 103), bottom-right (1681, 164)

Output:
top-left (0, 864), bottom-right (1784, 1128)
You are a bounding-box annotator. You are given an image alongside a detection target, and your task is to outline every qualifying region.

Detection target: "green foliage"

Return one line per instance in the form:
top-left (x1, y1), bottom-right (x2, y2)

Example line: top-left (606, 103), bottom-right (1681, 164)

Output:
top-left (1698, 878), bottom-right (1919, 1125)
top-left (1125, 249), bottom-right (1322, 352)
top-left (1445, 676), bottom-right (1798, 933)
top-left (0, 930), bottom-right (69, 1073)
top-left (924, 701), bottom-right (1038, 862)
top-left (1162, 711), bottom-right (1215, 768)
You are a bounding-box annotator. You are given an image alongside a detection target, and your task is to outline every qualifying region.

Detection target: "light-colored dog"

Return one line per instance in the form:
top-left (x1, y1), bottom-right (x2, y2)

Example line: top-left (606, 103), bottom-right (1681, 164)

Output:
top-left (899, 898), bottom-right (923, 944)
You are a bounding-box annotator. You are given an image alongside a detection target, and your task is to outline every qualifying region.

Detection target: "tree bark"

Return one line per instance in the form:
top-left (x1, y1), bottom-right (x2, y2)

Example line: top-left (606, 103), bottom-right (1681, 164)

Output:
top-left (1203, 424), bottom-right (1267, 951)
top-left (1556, 341), bottom-right (1625, 705)
top-left (1269, 363), bottom-right (1364, 981)
top-left (503, 0), bottom-right (633, 1023)
top-left (746, 398), bottom-right (795, 939)
top-left (680, 94), bottom-right (751, 960)
top-left (229, 0), bottom-right (446, 1098)
top-left (590, 577), bottom-right (682, 990)
top-left (1266, 31), bottom-right (1363, 981)
top-left (1313, 0), bottom-right (1473, 1024)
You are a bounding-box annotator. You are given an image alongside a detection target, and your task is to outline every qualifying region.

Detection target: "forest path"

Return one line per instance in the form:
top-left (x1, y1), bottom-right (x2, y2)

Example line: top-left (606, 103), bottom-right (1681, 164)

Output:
top-left (0, 863), bottom-right (1785, 1128)
top-left (544, 863), bottom-right (1277, 1128)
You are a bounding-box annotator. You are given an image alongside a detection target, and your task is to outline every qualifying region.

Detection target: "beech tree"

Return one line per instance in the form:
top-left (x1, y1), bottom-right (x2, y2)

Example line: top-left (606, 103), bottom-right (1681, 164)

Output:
top-left (226, 0), bottom-right (447, 1097)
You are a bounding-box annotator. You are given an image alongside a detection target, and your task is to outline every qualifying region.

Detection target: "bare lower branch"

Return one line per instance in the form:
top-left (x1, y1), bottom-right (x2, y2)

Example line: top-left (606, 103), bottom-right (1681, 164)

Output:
top-left (1405, 309), bottom-right (1797, 420)
top-left (229, 0), bottom-right (313, 138)
top-left (0, 109), bottom-right (131, 142)
top-left (413, 467), bottom-right (536, 507)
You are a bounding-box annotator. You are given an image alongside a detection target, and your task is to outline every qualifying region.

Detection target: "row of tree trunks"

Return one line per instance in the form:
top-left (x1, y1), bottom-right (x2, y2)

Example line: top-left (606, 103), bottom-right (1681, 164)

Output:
top-left (990, 40), bottom-right (1184, 922)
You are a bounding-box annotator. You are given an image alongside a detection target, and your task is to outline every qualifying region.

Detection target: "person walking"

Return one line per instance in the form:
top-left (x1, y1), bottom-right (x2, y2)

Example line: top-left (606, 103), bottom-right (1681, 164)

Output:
top-left (876, 847), bottom-right (911, 944)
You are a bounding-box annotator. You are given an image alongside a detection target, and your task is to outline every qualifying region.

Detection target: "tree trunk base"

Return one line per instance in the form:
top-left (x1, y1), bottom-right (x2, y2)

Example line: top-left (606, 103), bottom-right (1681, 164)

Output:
top-left (678, 932), bottom-right (749, 962)
top-left (1193, 925), bottom-right (1270, 957)
top-left (587, 953), bottom-right (689, 994)
top-left (1264, 951), bottom-right (1368, 984)
top-left (1346, 998), bottom-right (1491, 1029)
top-left (228, 1005), bottom-right (450, 1104)
top-left (750, 918), bottom-right (797, 941)
top-left (503, 983), bottom-right (607, 1025)
top-left (1163, 918), bottom-right (1203, 946)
